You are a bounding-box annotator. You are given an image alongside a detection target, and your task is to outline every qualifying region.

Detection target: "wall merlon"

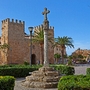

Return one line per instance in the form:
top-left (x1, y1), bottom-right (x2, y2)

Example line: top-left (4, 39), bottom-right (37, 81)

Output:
top-left (40, 24), bottom-right (43, 29)
top-left (37, 26), bottom-right (40, 29)
top-left (2, 18), bottom-right (10, 24)
top-left (12, 19), bottom-right (14, 22)
top-left (34, 25), bottom-right (54, 30)
top-left (22, 21), bottom-right (25, 24)
top-left (6, 18), bottom-right (10, 22)
top-left (2, 20), bottom-right (4, 23)
top-left (49, 26), bottom-right (54, 29)
top-left (16, 19), bottom-right (18, 23)
top-left (34, 24), bottom-right (43, 30)
top-left (39, 25), bottom-right (40, 28)
top-left (2, 18), bottom-right (24, 24)
top-left (35, 26), bottom-right (38, 29)
top-left (50, 26), bottom-right (51, 29)
top-left (19, 20), bottom-right (21, 23)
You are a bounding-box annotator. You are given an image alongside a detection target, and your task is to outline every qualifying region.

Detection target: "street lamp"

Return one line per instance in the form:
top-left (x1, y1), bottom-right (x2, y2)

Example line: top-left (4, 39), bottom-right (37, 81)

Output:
top-left (28, 27), bottom-right (33, 65)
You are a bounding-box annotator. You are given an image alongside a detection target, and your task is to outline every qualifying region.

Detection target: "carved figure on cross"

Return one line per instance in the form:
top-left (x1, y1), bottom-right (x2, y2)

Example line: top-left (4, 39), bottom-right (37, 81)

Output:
top-left (42, 8), bottom-right (50, 20)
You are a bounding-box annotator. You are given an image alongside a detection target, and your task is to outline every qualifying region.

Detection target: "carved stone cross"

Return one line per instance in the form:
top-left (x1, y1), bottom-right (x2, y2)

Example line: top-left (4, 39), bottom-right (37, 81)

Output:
top-left (42, 8), bottom-right (50, 20)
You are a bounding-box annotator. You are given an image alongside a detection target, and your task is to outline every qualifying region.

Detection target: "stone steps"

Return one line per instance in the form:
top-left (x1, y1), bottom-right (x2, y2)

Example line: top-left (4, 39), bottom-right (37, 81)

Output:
top-left (22, 66), bottom-right (60, 88)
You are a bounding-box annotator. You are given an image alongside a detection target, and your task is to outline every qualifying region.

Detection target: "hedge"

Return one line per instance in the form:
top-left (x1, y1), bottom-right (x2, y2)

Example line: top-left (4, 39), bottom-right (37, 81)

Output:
top-left (0, 64), bottom-right (75, 77)
top-left (0, 65), bottom-right (42, 77)
top-left (86, 68), bottom-right (90, 75)
top-left (58, 75), bottom-right (90, 90)
top-left (0, 76), bottom-right (15, 90)
top-left (51, 64), bottom-right (75, 75)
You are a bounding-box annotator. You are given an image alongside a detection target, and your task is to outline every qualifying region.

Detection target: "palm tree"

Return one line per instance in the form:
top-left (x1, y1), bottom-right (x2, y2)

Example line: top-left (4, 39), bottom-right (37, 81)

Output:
top-left (32, 28), bottom-right (53, 65)
top-left (54, 36), bottom-right (74, 64)
top-left (54, 53), bottom-right (61, 64)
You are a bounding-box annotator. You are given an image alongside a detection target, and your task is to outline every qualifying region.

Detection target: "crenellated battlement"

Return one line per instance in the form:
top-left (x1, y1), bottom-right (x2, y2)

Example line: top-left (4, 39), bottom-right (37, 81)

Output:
top-left (34, 24), bottom-right (54, 30)
top-left (49, 26), bottom-right (54, 29)
top-left (2, 18), bottom-right (24, 24)
top-left (0, 17), bottom-right (55, 65)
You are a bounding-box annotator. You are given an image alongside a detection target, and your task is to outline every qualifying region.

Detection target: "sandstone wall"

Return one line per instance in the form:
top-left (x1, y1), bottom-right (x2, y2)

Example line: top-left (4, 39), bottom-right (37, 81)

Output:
top-left (0, 18), bottom-right (54, 64)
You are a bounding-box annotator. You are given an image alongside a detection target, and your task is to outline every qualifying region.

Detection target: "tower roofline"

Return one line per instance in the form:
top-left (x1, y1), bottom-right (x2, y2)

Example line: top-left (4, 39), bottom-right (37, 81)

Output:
top-left (34, 24), bottom-right (54, 30)
top-left (2, 18), bottom-right (25, 24)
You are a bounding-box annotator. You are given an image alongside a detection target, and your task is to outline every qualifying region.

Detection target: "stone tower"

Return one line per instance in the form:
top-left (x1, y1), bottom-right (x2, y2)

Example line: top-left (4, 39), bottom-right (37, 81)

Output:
top-left (1, 18), bottom-right (30, 64)
top-left (0, 18), bottom-right (54, 64)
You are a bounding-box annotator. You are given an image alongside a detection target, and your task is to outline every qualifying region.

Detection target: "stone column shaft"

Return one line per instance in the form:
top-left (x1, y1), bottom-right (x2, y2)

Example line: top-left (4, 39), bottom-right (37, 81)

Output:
top-left (42, 8), bottom-right (50, 67)
top-left (44, 29), bottom-right (49, 67)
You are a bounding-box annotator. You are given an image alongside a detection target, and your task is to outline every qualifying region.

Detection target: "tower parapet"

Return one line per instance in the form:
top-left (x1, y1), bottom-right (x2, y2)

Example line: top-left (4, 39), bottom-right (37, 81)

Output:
top-left (49, 26), bottom-right (54, 29)
top-left (2, 18), bottom-right (24, 24)
top-left (34, 24), bottom-right (54, 30)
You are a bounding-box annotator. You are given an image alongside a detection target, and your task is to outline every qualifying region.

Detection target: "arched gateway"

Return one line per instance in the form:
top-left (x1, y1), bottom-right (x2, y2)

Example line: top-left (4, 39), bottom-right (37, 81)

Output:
top-left (31, 54), bottom-right (36, 64)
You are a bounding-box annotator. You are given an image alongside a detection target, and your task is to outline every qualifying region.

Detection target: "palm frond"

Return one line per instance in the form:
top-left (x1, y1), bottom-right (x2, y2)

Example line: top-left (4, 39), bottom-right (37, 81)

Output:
top-left (54, 36), bottom-right (74, 48)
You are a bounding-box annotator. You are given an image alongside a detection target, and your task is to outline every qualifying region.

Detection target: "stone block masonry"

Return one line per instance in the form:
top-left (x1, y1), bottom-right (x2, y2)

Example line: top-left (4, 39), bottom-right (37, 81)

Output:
top-left (0, 18), bottom-right (54, 65)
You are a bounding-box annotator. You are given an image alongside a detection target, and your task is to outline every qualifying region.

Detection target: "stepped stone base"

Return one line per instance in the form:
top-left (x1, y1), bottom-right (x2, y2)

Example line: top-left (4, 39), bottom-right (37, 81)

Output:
top-left (21, 66), bottom-right (60, 89)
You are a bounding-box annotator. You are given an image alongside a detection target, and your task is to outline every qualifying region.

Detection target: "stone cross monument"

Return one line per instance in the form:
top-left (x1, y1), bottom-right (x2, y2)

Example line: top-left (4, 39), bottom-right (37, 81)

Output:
top-left (42, 8), bottom-right (50, 21)
top-left (22, 8), bottom-right (60, 89)
top-left (42, 7), bottom-right (50, 67)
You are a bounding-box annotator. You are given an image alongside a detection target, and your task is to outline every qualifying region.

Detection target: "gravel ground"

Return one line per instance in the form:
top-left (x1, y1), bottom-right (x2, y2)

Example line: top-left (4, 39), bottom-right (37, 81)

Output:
top-left (14, 64), bottom-right (90, 90)
top-left (74, 64), bottom-right (90, 75)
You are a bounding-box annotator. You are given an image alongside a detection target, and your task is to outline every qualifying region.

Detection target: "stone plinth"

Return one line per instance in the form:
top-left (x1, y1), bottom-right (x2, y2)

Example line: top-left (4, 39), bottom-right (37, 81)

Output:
top-left (21, 66), bottom-right (60, 89)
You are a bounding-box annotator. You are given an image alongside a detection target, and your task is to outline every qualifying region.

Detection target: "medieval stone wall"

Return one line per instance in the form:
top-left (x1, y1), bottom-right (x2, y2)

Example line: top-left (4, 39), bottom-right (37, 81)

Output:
top-left (1, 18), bottom-right (30, 64)
top-left (0, 18), bottom-right (54, 64)
top-left (34, 25), bottom-right (54, 64)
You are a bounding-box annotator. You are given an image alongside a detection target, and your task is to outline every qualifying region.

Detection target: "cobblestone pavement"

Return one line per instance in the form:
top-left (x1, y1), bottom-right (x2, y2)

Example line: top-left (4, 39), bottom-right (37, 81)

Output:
top-left (14, 64), bottom-right (90, 90)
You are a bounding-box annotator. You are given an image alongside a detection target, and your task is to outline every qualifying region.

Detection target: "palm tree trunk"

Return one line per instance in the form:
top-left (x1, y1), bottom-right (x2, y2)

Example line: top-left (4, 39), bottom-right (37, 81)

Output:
top-left (61, 49), bottom-right (65, 64)
top-left (61, 45), bottom-right (66, 64)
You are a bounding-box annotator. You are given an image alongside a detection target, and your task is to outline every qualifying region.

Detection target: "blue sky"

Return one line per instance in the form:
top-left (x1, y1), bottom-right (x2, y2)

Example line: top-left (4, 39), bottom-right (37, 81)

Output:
top-left (0, 0), bottom-right (90, 55)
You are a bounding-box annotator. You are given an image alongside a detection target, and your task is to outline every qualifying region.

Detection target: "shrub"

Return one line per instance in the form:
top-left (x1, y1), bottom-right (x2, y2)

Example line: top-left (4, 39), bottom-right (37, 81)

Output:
top-left (86, 68), bottom-right (90, 75)
top-left (51, 64), bottom-right (75, 75)
top-left (24, 61), bottom-right (29, 65)
top-left (0, 65), bottom-right (42, 77)
top-left (0, 76), bottom-right (15, 90)
top-left (67, 59), bottom-right (72, 65)
top-left (58, 75), bottom-right (90, 90)
top-left (0, 64), bottom-right (74, 77)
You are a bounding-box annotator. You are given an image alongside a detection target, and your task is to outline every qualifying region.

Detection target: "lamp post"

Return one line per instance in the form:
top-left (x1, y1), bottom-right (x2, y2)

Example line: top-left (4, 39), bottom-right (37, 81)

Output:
top-left (28, 27), bottom-right (33, 65)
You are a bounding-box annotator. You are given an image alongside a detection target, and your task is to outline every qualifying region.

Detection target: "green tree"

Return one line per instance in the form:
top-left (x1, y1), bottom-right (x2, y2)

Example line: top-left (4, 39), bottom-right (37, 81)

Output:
top-left (32, 29), bottom-right (53, 65)
top-left (67, 55), bottom-right (73, 65)
top-left (0, 43), bottom-right (9, 53)
top-left (54, 53), bottom-right (61, 64)
top-left (78, 54), bottom-right (83, 59)
top-left (68, 55), bottom-right (73, 60)
top-left (54, 36), bottom-right (74, 64)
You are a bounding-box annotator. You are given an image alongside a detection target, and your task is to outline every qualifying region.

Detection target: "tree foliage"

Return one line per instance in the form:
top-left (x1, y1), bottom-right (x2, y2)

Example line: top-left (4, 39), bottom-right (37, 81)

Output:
top-left (54, 36), bottom-right (74, 64)
top-left (32, 29), bottom-right (53, 65)
top-left (54, 53), bottom-right (61, 59)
